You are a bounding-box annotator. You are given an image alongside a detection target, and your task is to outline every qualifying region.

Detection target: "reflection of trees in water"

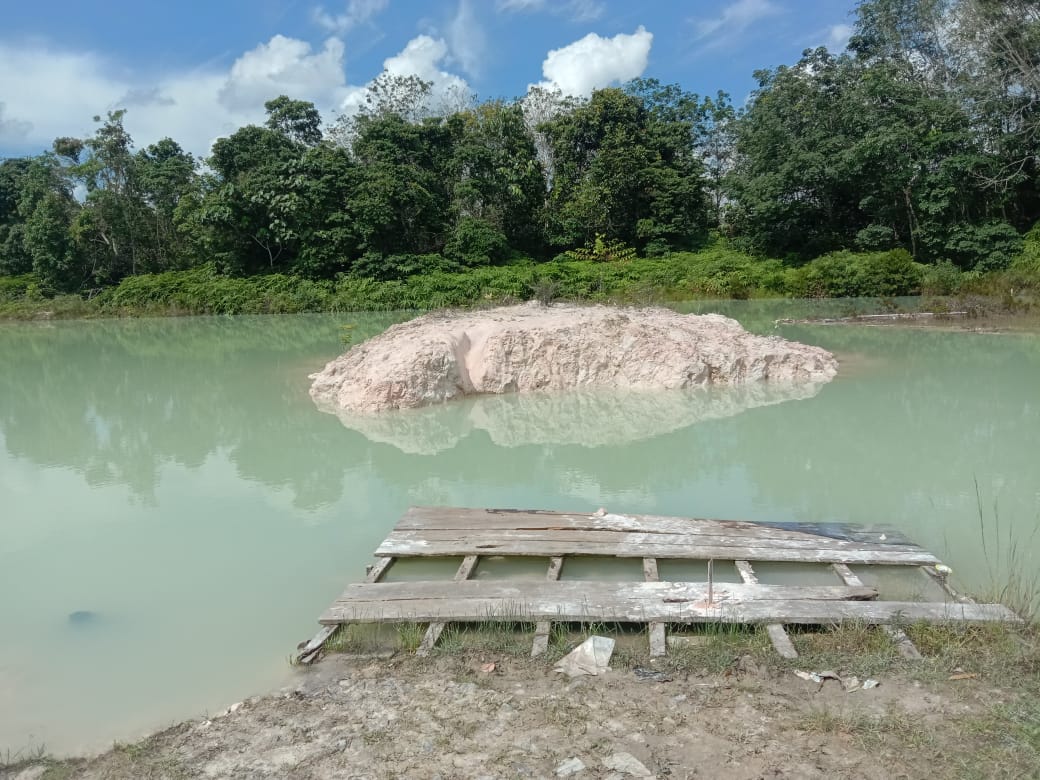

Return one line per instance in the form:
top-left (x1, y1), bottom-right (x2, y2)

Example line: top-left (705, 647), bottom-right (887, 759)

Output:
top-left (0, 315), bottom-right (407, 508)
top-left (1, 313), bottom-right (1036, 522)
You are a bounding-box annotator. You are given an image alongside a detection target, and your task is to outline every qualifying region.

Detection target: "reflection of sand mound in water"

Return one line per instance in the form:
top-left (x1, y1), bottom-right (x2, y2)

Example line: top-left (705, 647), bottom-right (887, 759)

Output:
top-left (319, 383), bottom-right (828, 454)
top-left (310, 303), bottom-right (838, 414)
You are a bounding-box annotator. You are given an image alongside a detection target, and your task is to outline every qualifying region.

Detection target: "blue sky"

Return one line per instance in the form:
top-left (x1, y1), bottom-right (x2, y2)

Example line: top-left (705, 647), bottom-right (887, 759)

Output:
top-left (0, 0), bottom-right (860, 158)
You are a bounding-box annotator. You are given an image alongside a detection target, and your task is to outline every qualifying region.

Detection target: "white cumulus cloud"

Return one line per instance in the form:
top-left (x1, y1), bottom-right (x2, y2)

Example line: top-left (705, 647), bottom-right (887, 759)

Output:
top-left (218, 35), bottom-right (348, 111)
top-left (338, 34), bottom-right (473, 117)
top-left (533, 26), bottom-right (653, 97)
top-left (0, 35), bottom-right (351, 158)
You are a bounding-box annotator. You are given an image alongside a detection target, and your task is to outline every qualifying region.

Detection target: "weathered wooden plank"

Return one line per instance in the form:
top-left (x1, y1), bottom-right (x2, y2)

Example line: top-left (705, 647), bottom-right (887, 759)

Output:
top-left (397, 507), bottom-right (910, 545)
top-left (416, 554), bottom-right (479, 657)
top-left (375, 537), bottom-right (938, 565)
top-left (380, 528), bottom-right (927, 556)
top-left (643, 558), bottom-right (660, 581)
top-left (736, 560), bottom-right (797, 659)
top-left (296, 625), bottom-right (338, 664)
top-left (643, 558), bottom-right (666, 657)
top-left (297, 555), bottom-right (397, 664)
top-left (765, 624), bottom-right (799, 659)
top-left (321, 596), bottom-right (1018, 625)
top-left (883, 626), bottom-right (924, 659)
top-left (532, 556), bottom-right (564, 658)
top-left (323, 581), bottom-right (882, 625)
top-left (332, 579), bottom-right (877, 604)
top-left (734, 560), bottom-right (758, 583)
top-left (831, 562), bottom-right (865, 587)
top-left (831, 562), bottom-right (922, 659)
top-left (545, 555), bottom-right (564, 580)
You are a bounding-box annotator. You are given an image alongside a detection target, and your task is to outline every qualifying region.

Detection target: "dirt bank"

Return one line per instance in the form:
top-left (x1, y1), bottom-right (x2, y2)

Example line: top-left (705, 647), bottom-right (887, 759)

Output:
top-left (10, 624), bottom-right (1037, 780)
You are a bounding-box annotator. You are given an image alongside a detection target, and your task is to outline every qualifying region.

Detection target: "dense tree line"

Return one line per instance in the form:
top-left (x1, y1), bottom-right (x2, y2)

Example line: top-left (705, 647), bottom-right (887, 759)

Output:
top-left (1, 0), bottom-right (1037, 295)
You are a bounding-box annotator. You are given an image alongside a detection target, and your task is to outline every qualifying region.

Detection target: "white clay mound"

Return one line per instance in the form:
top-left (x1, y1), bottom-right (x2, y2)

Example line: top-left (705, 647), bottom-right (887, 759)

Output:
top-left (309, 303), bottom-right (838, 414)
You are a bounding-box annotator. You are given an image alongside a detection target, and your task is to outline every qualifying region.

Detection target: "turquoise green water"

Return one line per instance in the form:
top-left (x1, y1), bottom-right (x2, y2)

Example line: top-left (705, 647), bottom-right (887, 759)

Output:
top-left (1, 304), bottom-right (1038, 754)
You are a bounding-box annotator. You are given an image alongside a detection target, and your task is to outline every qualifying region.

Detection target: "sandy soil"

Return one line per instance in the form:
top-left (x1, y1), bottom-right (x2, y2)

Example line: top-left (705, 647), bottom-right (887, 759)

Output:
top-left (7, 645), bottom-right (1025, 780)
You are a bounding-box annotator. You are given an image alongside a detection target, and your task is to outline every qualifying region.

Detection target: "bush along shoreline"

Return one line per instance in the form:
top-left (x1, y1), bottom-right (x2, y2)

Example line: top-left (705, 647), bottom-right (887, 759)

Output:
top-left (2, 243), bottom-right (1037, 320)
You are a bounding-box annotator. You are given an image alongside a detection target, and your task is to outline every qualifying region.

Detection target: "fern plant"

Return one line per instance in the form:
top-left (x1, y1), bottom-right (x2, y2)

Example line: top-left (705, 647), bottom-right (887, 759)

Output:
top-left (565, 233), bottom-right (637, 263)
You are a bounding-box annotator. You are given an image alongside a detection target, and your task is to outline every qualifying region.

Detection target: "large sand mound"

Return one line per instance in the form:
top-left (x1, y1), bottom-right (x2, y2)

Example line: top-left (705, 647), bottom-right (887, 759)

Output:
top-left (309, 303), bottom-right (838, 414)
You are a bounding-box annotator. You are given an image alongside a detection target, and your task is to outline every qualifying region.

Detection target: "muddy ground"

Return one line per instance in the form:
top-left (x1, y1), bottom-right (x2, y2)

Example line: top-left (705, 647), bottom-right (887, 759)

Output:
top-left (6, 624), bottom-right (1038, 780)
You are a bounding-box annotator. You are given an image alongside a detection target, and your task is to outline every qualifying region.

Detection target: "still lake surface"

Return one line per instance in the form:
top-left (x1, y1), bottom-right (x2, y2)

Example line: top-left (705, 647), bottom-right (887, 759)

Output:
top-left (1, 301), bottom-right (1038, 754)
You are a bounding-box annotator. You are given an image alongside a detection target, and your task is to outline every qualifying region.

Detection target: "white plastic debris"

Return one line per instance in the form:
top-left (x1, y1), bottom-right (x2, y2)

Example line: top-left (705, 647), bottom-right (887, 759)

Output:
top-left (554, 636), bottom-right (615, 677)
top-left (794, 670), bottom-right (879, 692)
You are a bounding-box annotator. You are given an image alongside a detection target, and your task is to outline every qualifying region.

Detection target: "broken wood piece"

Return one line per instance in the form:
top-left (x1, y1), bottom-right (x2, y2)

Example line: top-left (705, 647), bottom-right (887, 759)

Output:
top-left (736, 560), bottom-right (797, 659)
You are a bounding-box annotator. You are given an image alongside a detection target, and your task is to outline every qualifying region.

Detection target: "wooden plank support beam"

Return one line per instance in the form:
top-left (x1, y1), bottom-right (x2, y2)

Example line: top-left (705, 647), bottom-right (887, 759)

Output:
top-left (920, 564), bottom-right (975, 604)
top-left (297, 556), bottom-right (397, 664)
top-left (832, 562), bottom-right (922, 660)
top-left (736, 560), bottom-right (797, 659)
top-left (643, 558), bottom-right (667, 657)
top-left (531, 556), bottom-right (564, 658)
top-left (416, 554), bottom-right (479, 657)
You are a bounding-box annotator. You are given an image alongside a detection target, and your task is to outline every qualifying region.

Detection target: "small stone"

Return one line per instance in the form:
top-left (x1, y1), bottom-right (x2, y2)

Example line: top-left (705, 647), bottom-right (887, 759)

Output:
top-left (556, 757), bottom-right (587, 777)
top-left (671, 694), bottom-right (687, 703)
top-left (626, 732), bottom-right (646, 744)
top-left (604, 751), bottom-right (653, 778)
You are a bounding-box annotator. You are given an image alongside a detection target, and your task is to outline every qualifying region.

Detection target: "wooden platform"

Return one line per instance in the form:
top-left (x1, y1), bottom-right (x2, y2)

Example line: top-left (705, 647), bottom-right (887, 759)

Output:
top-left (297, 506), bottom-right (1020, 663)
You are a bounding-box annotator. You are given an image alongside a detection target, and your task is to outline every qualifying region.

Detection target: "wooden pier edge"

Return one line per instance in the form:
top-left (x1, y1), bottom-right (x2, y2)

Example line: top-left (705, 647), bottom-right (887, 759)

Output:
top-left (296, 555), bottom-right (396, 664)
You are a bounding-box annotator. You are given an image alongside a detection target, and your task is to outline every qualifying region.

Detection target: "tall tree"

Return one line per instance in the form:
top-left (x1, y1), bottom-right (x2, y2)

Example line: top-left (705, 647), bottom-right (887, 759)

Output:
top-left (0, 158), bottom-right (33, 275)
top-left (543, 87), bottom-right (708, 252)
top-left (444, 101), bottom-right (545, 263)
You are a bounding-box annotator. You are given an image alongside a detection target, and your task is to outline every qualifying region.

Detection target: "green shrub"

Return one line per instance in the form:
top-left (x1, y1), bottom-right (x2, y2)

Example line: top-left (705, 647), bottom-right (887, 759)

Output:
top-left (0, 274), bottom-right (50, 302)
top-left (350, 252), bottom-right (462, 281)
top-left (444, 217), bottom-right (510, 267)
top-left (788, 249), bottom-right (924, 297)
top-left (940, 221), bottom-right (1023, 271)
top-left (921, 260), bottom-right (964, 296)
